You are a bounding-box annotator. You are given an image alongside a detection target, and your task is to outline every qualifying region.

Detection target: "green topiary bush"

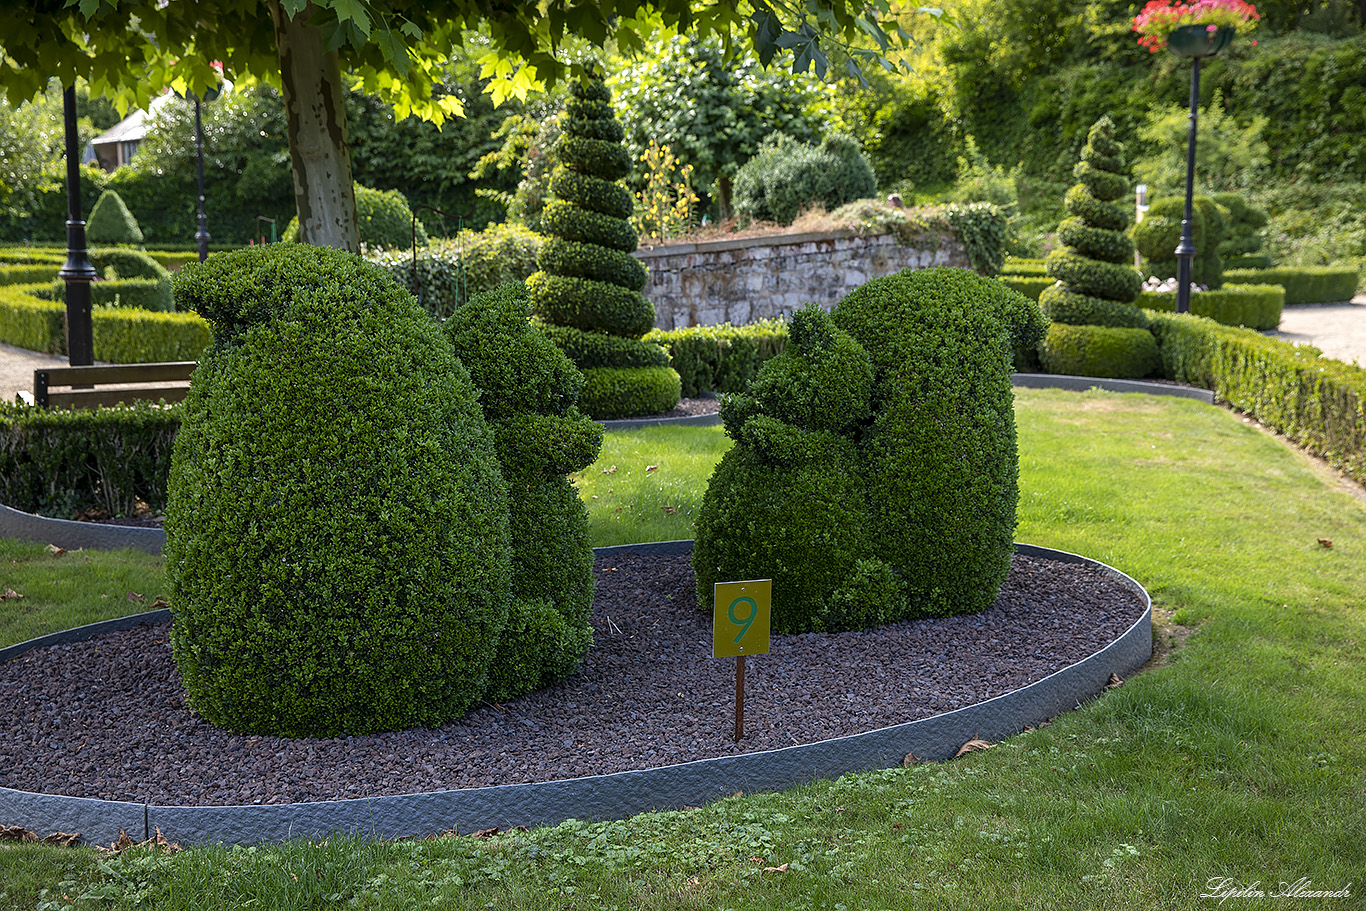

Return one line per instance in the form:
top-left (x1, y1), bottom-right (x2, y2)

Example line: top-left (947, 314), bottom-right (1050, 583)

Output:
top-left (1139, 284), bottom-right (1284, 330)
top-left (1211, 192), bottom-right (1269, 259)
top-left (166, 244), bottom-right (513, 737)
top-left (1224, 266), bottom-right (1360, 305)
top-left (528, 71), bottom-right (680, 419)
top-left (695, 270), bottom-right (1047, 631)
top-left (85, 190), bottom-right (144, 245)
top-left (1042, 115), bottom-right (1152, 376)
top-left (1132, 196), bottom-right (1227, 289)
top-left (368, 223), bottom-right (541, 319)
top-left (1038, 322), bottom-right (1161, 378)
top-left (732, 132), bottom-right (877, 226)
top-left (442, 282), bottom-right (602, 702)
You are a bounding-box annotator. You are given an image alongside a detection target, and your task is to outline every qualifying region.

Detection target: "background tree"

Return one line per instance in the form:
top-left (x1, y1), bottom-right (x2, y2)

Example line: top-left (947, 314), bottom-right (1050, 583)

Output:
top-left (0, 0), bottom-right (927, 252)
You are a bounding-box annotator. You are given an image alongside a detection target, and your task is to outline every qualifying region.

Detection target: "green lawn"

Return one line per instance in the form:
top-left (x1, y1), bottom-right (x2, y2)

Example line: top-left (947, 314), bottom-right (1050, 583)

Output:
top-left (2, 387), bottom-right (1364, 910)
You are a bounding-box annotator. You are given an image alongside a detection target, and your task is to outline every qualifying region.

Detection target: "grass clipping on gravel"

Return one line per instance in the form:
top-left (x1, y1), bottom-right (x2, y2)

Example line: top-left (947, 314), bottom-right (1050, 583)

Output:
top-left (2, 387), bottom-right (1364, 910)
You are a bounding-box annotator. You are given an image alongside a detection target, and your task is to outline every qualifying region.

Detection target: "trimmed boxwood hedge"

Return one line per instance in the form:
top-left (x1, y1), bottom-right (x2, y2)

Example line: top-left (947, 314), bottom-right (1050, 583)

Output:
top-left (557, 136), bottom-right (632, 182)
top-left (577, 365), bottom-right (683, 420)
top-left (548, 169), bottom-right (634, 220)
top-left (539, 201), bottom-right (638, 253)
top-left (0, 281), bottom-right (210, 362)
top-left (1064, 184), bottom-right (1129, 232)
top-left (1038, 322), bottom-right (1161, 379)
top-left (1000, 275), bottom-right (1054, 301)
top-left (644, 320), bottom-right (789, 397)
top-left (1139, 284), bottom-right (1284, 331)
top-left (1040, 284), bottom-right (1151, 329)
top-left (1045, 250), bottom-right (1143, 301)
top-left (537, 236), bottom-right (647, 291)
top-left (527, 272), bottom-right (656, 338)
top-left (1058, 216), bottom-right (1134, 264)
top-left (539, 324), bottom-right (671, 371)
top-left (1224, 266), bottom-right (1360, 305)
top-left (166, 245), bottom-right (514, 737)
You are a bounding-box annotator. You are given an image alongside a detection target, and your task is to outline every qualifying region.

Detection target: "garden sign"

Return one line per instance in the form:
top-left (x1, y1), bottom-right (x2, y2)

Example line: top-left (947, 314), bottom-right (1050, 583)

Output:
top-left (712, 579), bottom-right (771, 741)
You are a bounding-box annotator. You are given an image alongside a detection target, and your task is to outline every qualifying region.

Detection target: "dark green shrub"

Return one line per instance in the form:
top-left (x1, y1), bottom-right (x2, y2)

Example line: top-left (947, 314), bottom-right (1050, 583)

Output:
top-left (644, 320), bottom-right (788, 397)
top-left (166, 244), bottom-right (513, 737)
top-left (1000, 275), bottom-right (1054, 302)
top-left (1211, 192), bottom-right (1268, 259)
top-left (1040, 284), bottom-right (1151, 329)
top-left (528, 70), bottom-right (679, 420)
top-left (1063, 184), bottom-right (1129, 232)
top-left (85, 190), bottom-right (144, 245)
top-left (368, 224), bottom-right (541, 320)
top-left (943, 203), bottom-right (1009, 276)
top-left (1045, 250), bottom-right (1144, 300)
top-left (1038, 323), bottom-right (1161, 378)
top-left (539, 324), bottom-right (670, 371)
top-left (834, 269), bottom-right (1046, 617)
top-left (1140, 284), bottom-right (1284, 330)
top-left (1225, 255), bottom-right (1274, 270)
top-left (50, 277), bottom-right (174, 312)
top-left (91, 248), bottom-right (170, 282)
top-left (0, 400), bottom-right (180, 518)
top-left (1058, 217), bottom-right (1134, 263)
top-left (443, 283), bottom-right (601, 701)
top-left (1224, 266), bottom-right (1360, 305)
top-left (732, 132), bottom-right (878, 226)
top-left (578, 365), bottom-right (683, 419)
top-left (1133, 196), bottom-right (1227, 288)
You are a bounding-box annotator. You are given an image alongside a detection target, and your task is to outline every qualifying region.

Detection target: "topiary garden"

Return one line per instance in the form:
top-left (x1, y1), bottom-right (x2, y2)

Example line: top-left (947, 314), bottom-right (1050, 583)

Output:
top-left (526, 71), bottom-right (681, 420)
top-left (694, 268), bottom-right (1047, 632)
top-left (164, 245), bottom-right (598, 737)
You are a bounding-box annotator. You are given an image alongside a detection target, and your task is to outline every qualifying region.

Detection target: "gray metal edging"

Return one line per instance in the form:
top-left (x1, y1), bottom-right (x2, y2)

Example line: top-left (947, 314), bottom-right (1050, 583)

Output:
top-left (0, 541), bottom-right (1150, 847)
top-left (0, 502), bottom-right (164, 554)
top-left (1010, 373), bottom-right (1215, 404)
top-left (599, 412), bottom-right (723, 431)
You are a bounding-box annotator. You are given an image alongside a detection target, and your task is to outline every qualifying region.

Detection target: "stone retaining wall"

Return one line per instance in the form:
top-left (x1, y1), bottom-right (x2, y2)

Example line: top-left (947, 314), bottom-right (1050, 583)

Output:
top-left (636, 229), bottom-right (970, 330)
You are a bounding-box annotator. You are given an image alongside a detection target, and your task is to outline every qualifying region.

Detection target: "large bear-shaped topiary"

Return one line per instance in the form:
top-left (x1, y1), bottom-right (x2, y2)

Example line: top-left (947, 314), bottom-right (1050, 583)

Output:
top-left (167, 245), bottom-right (514, 738)
top-left (443, 282), bottom-right (604, 702)
top-left (694, 269), bottom-right (1047, 631)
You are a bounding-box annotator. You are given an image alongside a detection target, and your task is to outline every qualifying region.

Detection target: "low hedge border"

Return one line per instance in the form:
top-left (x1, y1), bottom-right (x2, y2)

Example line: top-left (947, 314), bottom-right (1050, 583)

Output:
top-left (1139, 284), bottom-right (1285, 331)
top-left (1224, 267), bottom-right (1360, 305)
top-left (0, 282), bottom-right (211, 362)
top-left (577, 365), bottom-right (683, 421)
top-left (1148, 311), bottom-right (1366, 486)
top-left (1038, 323), bottom-right (1162, 379)
top-left (644, 321), bottom-right (789, 398)
top-left (0, 265), bottom-right (58, 286)
top-left (1001, 276), bottom-right (1055, 302)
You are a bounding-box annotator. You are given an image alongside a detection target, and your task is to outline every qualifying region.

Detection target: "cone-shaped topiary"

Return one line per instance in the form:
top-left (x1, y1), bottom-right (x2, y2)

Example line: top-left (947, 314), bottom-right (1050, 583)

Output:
top-left (167, 245), bottom-right (513, 737)
top-left (1041, 116), bottom-right (1144, 329)
top-left (86, 190), bottom-right (144, 245)
top-left (527, 71), bottom-right (680, 419)
top-left (442, 282), bottom-right (603, 702)
top-left (694, 270), bottom-right (1048, 632)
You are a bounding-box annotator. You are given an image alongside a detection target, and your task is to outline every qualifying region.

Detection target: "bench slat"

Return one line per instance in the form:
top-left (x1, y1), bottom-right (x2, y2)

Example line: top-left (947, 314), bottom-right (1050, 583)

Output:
top-left (35, 361), bottom-right (197, 386)
top-left (43, 386), bottom-right (191, 409)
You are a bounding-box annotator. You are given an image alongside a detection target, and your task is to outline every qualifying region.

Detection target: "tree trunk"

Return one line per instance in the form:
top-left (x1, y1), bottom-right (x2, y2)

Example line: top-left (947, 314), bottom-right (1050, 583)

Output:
top-left (269, 0), bottom-right (358, 252)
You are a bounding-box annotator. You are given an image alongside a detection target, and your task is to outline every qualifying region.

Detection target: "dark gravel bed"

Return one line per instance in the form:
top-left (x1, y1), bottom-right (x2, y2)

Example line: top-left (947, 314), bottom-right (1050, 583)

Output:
top-left (0, 552), bottom-right (1144, 807)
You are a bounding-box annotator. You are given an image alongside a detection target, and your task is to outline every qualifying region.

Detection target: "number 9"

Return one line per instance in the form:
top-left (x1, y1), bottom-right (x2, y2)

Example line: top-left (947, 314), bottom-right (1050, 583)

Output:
top-left (729, 596), bottom-right (757, 644)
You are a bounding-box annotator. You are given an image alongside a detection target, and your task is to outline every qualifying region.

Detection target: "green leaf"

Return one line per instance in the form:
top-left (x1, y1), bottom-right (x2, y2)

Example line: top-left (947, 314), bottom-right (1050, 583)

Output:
top-left (332, 0), bottom-right (371, 38)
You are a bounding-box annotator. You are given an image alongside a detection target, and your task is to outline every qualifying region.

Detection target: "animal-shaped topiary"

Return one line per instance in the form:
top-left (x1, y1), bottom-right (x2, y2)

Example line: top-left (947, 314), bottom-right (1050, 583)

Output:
top-left (695, 269), bottom-right (1048, 631)
top-left (693, 305), bottom-right (885, 633)
top-left (167, 245), bottom-right (513, 737)
top-left (1131, 195), bottom-right (1230, 289)
top-left (443, 282), bottom-right (604, 702)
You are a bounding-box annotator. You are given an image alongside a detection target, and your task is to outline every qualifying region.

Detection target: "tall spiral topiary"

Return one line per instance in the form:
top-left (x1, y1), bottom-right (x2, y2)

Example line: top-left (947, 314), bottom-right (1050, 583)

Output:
top-left (167, 245), bottom-right (513, 737)
top-left (526, 71), bottom-right (681, 420)
top-left (1038, 115), bottom-right (1158, 378)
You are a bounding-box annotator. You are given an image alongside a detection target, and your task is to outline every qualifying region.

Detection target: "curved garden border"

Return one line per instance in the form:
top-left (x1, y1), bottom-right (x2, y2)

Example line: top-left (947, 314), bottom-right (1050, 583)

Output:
top-left (0, 539), bottom-right (1151, 847)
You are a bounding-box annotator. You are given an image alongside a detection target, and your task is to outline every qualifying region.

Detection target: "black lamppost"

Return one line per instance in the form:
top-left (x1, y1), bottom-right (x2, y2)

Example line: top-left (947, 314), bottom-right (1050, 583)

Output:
top-left (1168, 24), bottom-right (1235, 314)
top-left (58, 85), bottom-right (96, 366)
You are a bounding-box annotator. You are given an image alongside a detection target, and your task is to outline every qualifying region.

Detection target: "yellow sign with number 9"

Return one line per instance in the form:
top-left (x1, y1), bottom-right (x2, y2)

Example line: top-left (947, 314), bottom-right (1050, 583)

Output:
top-left (712, 579), bottom-right (771, 658)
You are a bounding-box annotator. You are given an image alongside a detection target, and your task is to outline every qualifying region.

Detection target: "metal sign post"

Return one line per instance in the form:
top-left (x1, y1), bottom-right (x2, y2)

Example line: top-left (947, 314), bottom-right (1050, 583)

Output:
top-left (713, 579), bottom-right (771, 741)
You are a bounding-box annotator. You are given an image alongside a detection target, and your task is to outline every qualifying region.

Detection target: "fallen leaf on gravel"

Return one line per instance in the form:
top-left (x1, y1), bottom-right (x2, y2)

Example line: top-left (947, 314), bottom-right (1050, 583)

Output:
top-left (43, 832), bottom-right (81, 847)
top-left (763, 863), bottom-right (790, 873)
top-left (0, 588), bottom-right (22, 601)
top-left (1105, 673), bottom-right (1124, 689)
top-left (47, 544), bottom-right (66, 557)
top-left (1318, 538), bottom-right (1332, 548)
top-left (646, 465), bottom-right (659, 472)
top-left (96, 829), bottom-right (180, 856)
top-left (954, 737), bottom-right (994, 758)
top-left (0, 825), bottom-right (39, 843)
top-left (127, 591), bottom-right (145, 604)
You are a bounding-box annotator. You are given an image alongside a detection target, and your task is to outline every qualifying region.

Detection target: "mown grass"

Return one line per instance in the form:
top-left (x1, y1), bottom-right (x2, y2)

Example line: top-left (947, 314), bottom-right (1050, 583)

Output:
top-left (2, 387), bottom-right (1364, 910)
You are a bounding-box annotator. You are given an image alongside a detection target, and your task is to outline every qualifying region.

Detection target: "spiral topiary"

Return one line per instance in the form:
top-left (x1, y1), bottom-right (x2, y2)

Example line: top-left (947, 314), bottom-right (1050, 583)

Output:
top-left (1039, 116), bottom-right (1156, 377)
top-left (528, 70), bottom-right (680, 419)
top-left (166, 245), bottom-right (513, 737)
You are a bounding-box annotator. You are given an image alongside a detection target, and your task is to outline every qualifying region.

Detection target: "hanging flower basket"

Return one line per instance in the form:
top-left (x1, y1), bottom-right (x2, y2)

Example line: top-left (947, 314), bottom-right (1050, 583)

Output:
top-left (1166, 23), bottom-right (1236, 57)
top-left (1133, 0), bottom-right (1259, 54)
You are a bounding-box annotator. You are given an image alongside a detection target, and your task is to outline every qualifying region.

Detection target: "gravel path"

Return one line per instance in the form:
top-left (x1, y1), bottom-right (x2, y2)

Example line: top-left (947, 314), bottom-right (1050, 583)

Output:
top-left (0, 551), bottom-right (1145, 807)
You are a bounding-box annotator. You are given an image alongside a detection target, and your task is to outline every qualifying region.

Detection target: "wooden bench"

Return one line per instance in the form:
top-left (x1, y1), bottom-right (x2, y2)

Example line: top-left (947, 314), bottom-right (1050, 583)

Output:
top-left (21, 362), bottom-right (197, 409)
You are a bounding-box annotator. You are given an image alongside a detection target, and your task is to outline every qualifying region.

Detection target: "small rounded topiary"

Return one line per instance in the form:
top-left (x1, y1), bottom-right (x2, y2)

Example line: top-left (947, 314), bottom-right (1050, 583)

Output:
top-left (86, 190), bottom-right (144, 245)
top-left (167, 245), bottom-right (512, 737)
top-left (529, 70), bottom-right (680, 419)
top-left (732, 132), bottom-right (877, 226)
top-left (1131, 196), bottom-right (1228, 288)
top-left (443, 282), bottom-right (603, 702)
top-left (283, 184), bottom-right (428, 249)
top-left (1038, 322), bottom-right (1161, 378)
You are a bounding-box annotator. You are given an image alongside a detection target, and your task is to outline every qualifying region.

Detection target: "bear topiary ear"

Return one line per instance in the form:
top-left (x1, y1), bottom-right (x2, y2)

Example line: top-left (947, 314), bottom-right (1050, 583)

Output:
top-left (788, 304), bottom-right (836, 353)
